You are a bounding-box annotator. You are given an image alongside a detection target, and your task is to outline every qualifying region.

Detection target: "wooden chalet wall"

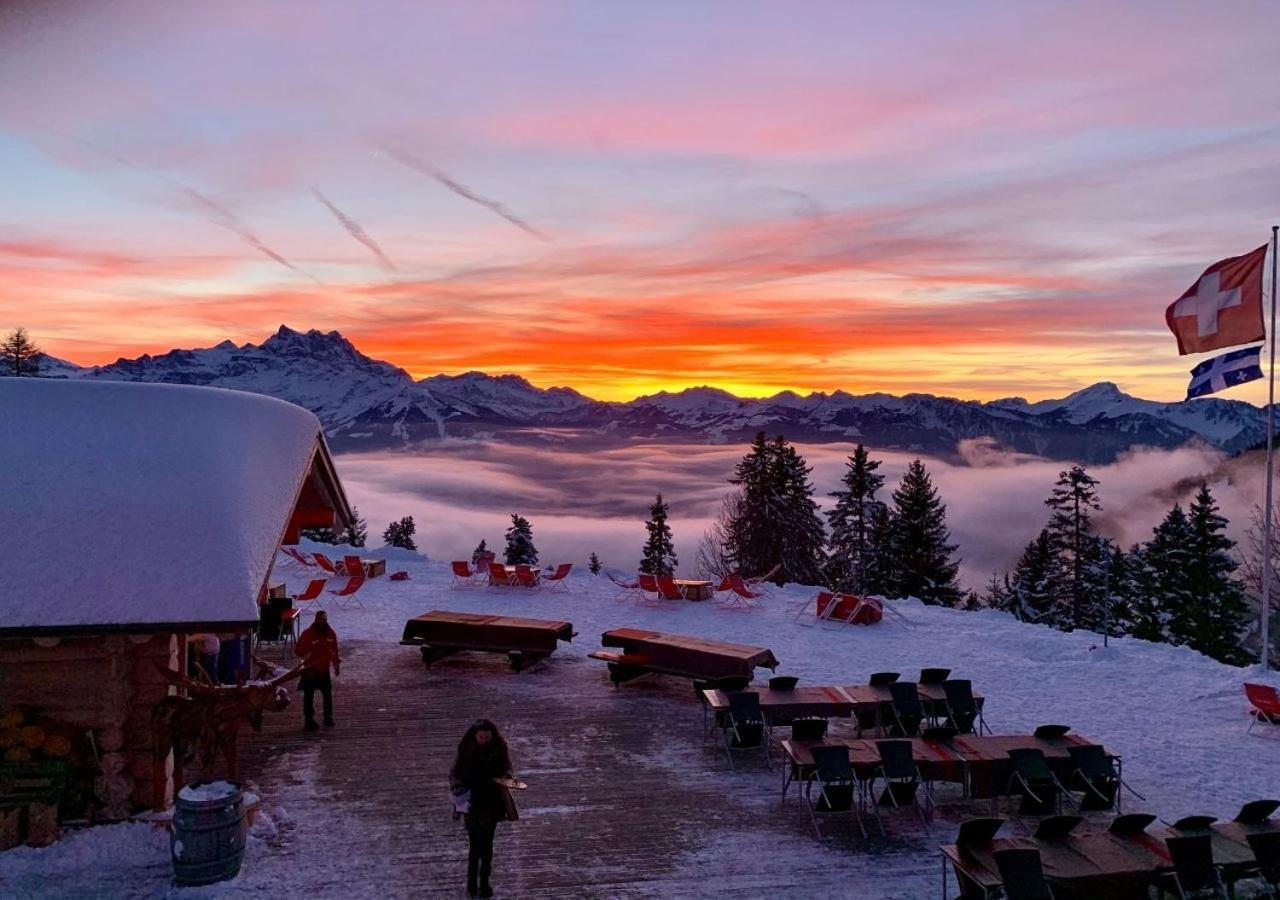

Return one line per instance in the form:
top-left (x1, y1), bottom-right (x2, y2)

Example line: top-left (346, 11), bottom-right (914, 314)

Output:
top-left (0, 633), bottom-right (178, 818)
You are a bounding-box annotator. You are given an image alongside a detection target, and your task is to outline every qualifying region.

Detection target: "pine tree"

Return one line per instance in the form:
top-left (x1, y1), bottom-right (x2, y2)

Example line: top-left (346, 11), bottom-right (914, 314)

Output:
top-left (825, 444), bottom-right (885, 592)
top-left (1176, 484), bottom-right (1252, 664)
top-left (1131, 505), bottom-right (1193, 643)
top-left (383, 515), bottom-right (417, 550)
top-left (639, 493), bottom-right (678, 576)
top-left (301, 526), bottom-right (339, 544)
top-left (504, 514), bottom-right (538, 565)
top-left (1008, 529), bottom-right (1055, 622)
top-left (726, 432), bottom-right (775, 577)
top-left (471, 539), bottom-right (489, 565)
top-left (343, 507), bottom-right (368, 548)
top-left (981, 571), bottom-right (1013, 614)
top-left (1044, 465), bottom-right (1102, 629)
top-left (588, 552), bottom-right (602, 575)
top-left (862, 503), bottom-right (897, 596)
top-left (888, 459), bottom-right (961, 605)
top-left (1, 328), bottom-right (41, 377)
top-left (769, 437), bottom-right (827, 586)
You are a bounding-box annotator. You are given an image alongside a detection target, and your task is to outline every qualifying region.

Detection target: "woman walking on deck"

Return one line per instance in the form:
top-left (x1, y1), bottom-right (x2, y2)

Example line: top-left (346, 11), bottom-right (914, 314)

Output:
top-left (450, 719), bottom-right (519, 897)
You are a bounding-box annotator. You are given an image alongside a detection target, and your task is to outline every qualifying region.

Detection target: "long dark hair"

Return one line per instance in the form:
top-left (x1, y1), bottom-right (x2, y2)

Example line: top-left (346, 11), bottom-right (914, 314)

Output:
top-left (451, 719), bottom-right (512, 779)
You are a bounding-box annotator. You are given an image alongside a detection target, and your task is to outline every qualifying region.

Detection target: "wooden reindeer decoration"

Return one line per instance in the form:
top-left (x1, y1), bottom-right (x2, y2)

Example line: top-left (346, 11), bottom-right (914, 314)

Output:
top-left (151, 657), bottom-right (304, 809)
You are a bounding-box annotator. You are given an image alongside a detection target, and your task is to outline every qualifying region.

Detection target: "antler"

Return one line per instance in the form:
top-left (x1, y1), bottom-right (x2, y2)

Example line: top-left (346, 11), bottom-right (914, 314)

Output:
top-left (153, 662), bottom-right (222, 696)
top-left (266, 660), bottom-right (307, 688)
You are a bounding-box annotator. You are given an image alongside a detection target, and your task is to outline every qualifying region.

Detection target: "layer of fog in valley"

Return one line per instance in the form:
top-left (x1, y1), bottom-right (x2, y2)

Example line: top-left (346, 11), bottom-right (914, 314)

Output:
top-left (333, 437), bottom-right (1266, 591)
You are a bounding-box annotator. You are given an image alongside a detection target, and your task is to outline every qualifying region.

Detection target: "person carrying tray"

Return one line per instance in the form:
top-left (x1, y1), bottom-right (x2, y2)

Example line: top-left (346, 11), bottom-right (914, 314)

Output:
top-left (449, 719), bottom-right (522, 898)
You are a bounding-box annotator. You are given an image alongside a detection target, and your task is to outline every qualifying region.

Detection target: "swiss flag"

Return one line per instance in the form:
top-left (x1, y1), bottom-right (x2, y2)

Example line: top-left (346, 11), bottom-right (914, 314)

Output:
top-left (1166, 244), bottom-right (1268, 355)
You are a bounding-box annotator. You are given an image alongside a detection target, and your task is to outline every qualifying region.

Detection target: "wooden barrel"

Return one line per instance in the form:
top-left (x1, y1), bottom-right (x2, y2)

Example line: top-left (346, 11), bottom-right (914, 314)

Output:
top-left (171, 780), bottom-right (247, 886)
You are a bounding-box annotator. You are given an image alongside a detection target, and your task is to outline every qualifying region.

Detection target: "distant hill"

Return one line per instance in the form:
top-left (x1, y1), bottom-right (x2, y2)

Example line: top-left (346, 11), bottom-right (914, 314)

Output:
top-left (37, 325), bottom-right (1270, 462)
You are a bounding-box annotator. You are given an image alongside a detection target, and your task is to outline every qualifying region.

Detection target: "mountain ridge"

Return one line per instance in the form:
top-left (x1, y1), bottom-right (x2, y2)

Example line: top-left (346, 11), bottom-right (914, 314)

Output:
top-left (31, 325), bottom-right (1270, 463)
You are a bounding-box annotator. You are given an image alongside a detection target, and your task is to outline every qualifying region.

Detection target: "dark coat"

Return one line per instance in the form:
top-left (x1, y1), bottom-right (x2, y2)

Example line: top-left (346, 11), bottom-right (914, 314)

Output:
top-left (451, 744), bottom-right (518, 825)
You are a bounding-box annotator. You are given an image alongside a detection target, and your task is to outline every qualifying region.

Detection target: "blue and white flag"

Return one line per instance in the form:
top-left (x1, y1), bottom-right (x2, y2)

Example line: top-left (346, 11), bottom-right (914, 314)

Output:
top-left (1186, 345), bottom-right (1263, 399)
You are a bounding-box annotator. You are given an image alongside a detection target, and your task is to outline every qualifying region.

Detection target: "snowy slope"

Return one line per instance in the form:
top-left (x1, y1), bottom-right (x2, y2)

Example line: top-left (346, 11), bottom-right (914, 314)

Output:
top-left (5, 549), bottom-right (1277, 898)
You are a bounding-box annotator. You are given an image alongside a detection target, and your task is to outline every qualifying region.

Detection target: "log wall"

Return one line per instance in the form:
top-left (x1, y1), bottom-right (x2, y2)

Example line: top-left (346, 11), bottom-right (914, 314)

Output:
top-left (0, 633), bottom-right (178, 818)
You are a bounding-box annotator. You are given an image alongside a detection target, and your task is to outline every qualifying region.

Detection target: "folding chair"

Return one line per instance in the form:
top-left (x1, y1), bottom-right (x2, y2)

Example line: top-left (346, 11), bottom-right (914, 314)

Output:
top-left (1006, 748), bottom-right (1070, 816)
top-left (291, 578), bottom-right (328, 612)
top-left (606, 570), bottom-right (642, 601)
top-left (696, 677), bottom-right (750, 744)
top-left (281, 546), bottom-right (315, 571)
top-left (1066, 744), bottom-right (1123, 812)
top-left (1246, 684), bottom-right (1280, 734)
top-left (1162, 834), bottom-right (1229, 899)
top-left (451, 561), bottom-right (478, 588)
top-left (1236, 800), bottom-right (1280, 825)
top-left (870, 739), bottom-right (931, 835)
top-left (311, 552), bottom-right (342, 576)
top-left (796, 591), bottom-right (836, 624)
top-left (340, 554), bottom-right (366, 577)
top-left (637, 573), bottom-right (662, 603)
top-left (804, 744), bottom-right (866, 840)
top-left (1246, 832), bottom-right (1280, 899)
top-left (1110, 813), bottom-right (1158, 834)
top-left (951, 818), bottom-right (1004, 900)
top-left (489, 562), bottom-right (515, 587)
top-left (719, 574), bottom-right (765, 609)
top-left (886, 681), bottom-right (924, 738)
top-left (328, 576), bottom-right (366, 609)
top-left (655, 576), bottom-right (687, 601)
top-left (1033, 724), bottom-right (1071, 740)
top-left (919, 667), bottom-right (952, 685)
top-left (723, 691), bottom-right (770, 771)
top-left (1033, 815), bottom-right (1083, 840)
top-left (992, 847), bottom-right (1056, 900)
top-left (542, 563), bottom-right (573, 591)
top-left (869, 672), bottom-right (900, 687)
top-left (514, 564), bottom-right (540, 587)
top-left (790, 718), bottom-right (828, 742)
top-left (769, 675), bottom-right (799, 691)
top-left (942, 679), bottom-right (987, 735)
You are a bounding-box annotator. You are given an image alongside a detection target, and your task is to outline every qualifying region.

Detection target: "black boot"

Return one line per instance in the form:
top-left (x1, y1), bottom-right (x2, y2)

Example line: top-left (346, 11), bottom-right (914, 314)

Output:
top-left (467, 850), bottom-right (479, 897)
top-left (466, 879), bottom-right (478, 898)
top-left (478, 883), bottom-right (492, 899)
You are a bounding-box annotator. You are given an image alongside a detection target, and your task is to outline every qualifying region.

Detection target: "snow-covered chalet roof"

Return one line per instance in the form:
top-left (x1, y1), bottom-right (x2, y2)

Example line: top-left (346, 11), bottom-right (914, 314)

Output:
top-left (0, 378), bottom-right (351, 635)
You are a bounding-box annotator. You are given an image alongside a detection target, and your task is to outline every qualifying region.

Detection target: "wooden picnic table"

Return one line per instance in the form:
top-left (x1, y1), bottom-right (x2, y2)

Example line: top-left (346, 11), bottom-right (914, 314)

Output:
top-left (400, 610), bottom-right (574, 672)
top-left (840, 682), bottom-right (986, 735)
top-left (592, 628), bottom-right (778, 684)
top-left (674, 579), bottom-right (713, 601)
top-left (702, 686), bottom-right (853, 724)
top-left (359, 558), bottom-right (386, 578)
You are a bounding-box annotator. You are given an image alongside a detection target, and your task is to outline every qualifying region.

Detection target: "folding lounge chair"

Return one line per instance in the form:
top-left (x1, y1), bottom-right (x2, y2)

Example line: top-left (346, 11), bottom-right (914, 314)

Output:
top-left (328, 575), bottom-right (366, 609)
top-left (291, 578), bottom-right (328, 610)
top-left (1246, 683), bottom-right (1280, 734)
top-left (723, 691), bottom-right (770, 771)
top-left (1162, 834), bottom-right (1229, 899)
top-left (886, 681), bottom-right (924, 737)
top-left (451, 561), bottom-right (478, 588)
top-left (992, 847), bottom-right (1056, 900)
top-left (514, 564), bottom-right (540, 587)
top-left (942, 679), bottom-right (988, 736)
top-left (542, 563), bottom-right (572, 591)
top-left (340, 555), bottom-right (367, 577)
top-left (919, 667), bottom-right (952, 685)
top-left (1006, 748), bottom-right (1071, 816)
top-left (1066, 744), bottom-right (1123, 812)
top-left (637, 573), bottom-right (662, 602)
top-left (489, 562), bottom-right (515, 587)
top-left (311, 552), bottom-right (342, 576)
top-left (870, 740), bottom-right (931, 834)
top-left (719, 574), bottom-right (764, 609)
top-left (606, 571), bottom-right (642, 601)
top-left (804, 744), bottom-right (865, 840)
top-left (281, 546), bottom-right (315, 571)
top-left (1246, 832), bottom-right (1280, 899)
top-left (655, 576), bottom-right (687, 601)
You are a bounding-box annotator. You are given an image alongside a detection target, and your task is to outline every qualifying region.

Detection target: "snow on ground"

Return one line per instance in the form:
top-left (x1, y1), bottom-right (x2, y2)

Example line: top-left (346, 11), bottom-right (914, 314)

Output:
top-left (3, 542), bottom-right (1279, 898)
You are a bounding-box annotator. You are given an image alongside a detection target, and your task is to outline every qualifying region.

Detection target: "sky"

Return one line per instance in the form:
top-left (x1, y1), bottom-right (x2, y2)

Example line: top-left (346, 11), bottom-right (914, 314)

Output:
top-left (1, 1), bottom-right (1279, 402)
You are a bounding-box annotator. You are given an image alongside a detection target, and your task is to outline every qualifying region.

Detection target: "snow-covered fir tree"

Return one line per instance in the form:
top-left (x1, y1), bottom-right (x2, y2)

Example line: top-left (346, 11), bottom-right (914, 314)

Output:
top-left (301, 525), bottom-right (339, 544)
top-left (726, 433), bottom-right (775, 578)
top-left (862, 503), bottom-right (897, 596)
top-left (1130, 504), bottom-right (1192, 643)
top-left (769, 437), bottom-right (828, 586)
top-left (639, 493), bottom-right (678, 576)
top-left (344, 507), bottom-right (368, 548)
top-left (504, 514), bottom-right (538, 565)
top-left (887, 459), bottom-right (961, 606)
top-left (1007, 528), bottom-right (1055, 622)
top-left (1175, 484), bottom-right (1252, 664)
top-left (587, 552), bottom-right (602, 575)
top-left (825, 444), bottom-right (884, 593)
top-left (383, 515), bottom-right (417, 550)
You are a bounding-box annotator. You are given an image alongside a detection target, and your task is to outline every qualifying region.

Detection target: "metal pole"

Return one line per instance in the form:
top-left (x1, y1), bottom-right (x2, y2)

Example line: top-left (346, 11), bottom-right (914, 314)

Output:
top-left (1262, 225), bottom-right (1278, 670)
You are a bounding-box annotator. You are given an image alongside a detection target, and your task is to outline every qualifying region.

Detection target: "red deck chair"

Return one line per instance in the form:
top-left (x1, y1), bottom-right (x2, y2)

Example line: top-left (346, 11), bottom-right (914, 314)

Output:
top-left (655, 576), bottom-right (687, 601)
top-left (745, 564), bottom-right (781, 596)
top-left (715, 574), bottom-right (734, 592)
top-left (489, 561), bottom-right (514, 587)
top-left (341, 555), bottom-right (367, 577)
top-left (606, 571), bottom-right (641, 600)
top-left (637, 573), bottom-right (661, 603)
top-left (328, 576), bottom-right (366, 609)
top-left (719, 574), bottom-right (764, 609)
top-left (514, 564), bottom-right (541, 587)
top-left (451, 560), bottom-right (477, 588)
top-left (311, 552), bottom-right (341, 576)
top-left (1246, 683), bottom-right (1280, 734)
top-left (288, 579), bottom-right (328, 632)
top-left (281, 546), bottom-right (314, 571)
top-left (543, 563), bottom-right (573, 591)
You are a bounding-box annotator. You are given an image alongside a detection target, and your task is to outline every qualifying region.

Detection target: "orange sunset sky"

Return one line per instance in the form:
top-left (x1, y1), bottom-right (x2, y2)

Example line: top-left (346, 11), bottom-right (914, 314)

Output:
top-left (1, 2), bottom-right (1278, 403)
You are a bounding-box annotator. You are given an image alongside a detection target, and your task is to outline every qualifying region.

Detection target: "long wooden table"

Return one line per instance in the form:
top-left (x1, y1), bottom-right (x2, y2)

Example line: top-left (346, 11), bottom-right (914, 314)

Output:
top-left (592, 628), bottom-right (778, 684)
top-left (941, 819), bottom-right (1278, 900)
top-left (949, 733), bottom-right (1109, 800)
top-left (702, 686), bottom-right (853, 724)
top-left (781, 737), bottom-right (968, 804)
top-left (841, 682), bottom-right (986, 735)
top-left (400, 610), bottom-right (574, 671)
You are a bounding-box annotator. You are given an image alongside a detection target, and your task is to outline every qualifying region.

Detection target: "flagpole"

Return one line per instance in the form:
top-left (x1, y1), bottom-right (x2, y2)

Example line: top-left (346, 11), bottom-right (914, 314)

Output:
top-left (1263, 224), bottom-right (1278, 670)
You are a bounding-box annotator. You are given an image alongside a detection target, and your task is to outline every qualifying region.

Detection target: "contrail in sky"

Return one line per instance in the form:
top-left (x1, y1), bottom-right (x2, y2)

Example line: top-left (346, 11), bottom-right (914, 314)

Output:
top-left (310, 187), bottom-right (397, 271)
top-left (383, 147), bottom-right (551, 242)
top-left (182, 188), bottom-right (309, 276)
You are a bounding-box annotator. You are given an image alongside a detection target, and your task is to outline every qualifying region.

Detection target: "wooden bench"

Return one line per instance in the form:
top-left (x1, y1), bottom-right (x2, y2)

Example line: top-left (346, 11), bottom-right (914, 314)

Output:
top-left (588, 650), bottom-right (710, 685)
top-left (407, 642), bottom-right (553, 673)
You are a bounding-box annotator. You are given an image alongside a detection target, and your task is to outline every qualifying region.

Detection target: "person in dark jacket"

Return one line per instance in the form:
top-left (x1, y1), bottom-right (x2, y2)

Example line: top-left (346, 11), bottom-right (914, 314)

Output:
top-left (449, 719), bottom-right (518, 898)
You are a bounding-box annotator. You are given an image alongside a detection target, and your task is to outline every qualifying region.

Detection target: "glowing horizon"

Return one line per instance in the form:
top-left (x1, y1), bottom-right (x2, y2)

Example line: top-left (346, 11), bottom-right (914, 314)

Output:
top-left (1, 2), bottom-right (1278, 405)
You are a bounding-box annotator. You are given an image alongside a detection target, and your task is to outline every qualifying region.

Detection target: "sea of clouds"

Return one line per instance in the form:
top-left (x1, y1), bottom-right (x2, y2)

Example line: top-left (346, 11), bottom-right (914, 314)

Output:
top-left (332, 437), bottom-right (1267, 590)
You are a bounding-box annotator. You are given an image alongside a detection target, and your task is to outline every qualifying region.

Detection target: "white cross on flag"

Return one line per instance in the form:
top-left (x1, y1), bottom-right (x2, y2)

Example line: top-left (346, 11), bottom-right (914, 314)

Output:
top-left (1166, 244), bottom-right (1268, 355)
